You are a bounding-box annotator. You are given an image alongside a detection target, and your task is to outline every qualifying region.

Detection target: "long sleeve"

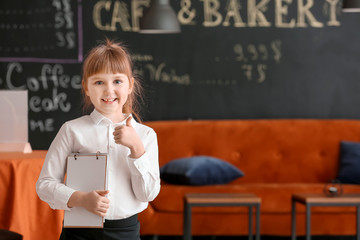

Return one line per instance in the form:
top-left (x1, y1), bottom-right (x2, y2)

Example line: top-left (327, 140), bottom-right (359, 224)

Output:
top-left (36, 123), bottom-right (75, 210)
top-left (128, 128), bottom-right (161, 202)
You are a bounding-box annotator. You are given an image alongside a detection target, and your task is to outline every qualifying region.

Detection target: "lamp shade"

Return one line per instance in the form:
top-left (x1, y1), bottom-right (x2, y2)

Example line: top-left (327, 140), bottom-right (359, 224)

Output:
top-left (343, 0), bottom-right (360, 12)
top-left (139, 0), bottom-right (181, 34)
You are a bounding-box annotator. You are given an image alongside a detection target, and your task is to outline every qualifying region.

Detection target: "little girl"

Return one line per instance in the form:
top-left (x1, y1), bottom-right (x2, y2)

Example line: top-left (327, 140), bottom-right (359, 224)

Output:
top-left (36, 39), bottom-right (161, 240)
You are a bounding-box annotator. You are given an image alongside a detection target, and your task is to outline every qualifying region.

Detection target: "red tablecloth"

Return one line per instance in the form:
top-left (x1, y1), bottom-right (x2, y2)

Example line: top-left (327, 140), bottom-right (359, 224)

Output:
top-left (0, 151), bottom-right (63, 240)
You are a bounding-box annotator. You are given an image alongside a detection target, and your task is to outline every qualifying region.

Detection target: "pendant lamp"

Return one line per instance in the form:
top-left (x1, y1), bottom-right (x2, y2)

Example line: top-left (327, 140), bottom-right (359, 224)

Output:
top-left (139, 0), bottom-right (181, 34)
top-left (343, 0), bottom-right (360, 12)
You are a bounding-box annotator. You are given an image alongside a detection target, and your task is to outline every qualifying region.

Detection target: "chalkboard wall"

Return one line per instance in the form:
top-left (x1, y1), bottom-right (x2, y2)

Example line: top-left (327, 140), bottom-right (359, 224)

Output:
top-left (1, 0), bottom-right (360, 149)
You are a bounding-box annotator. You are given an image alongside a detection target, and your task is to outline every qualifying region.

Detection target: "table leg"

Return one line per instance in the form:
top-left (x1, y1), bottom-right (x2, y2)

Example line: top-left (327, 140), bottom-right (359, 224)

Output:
top-left (183, 201), bottom-right (192, 240)
top-left (306, 204), bottom-right (311, 240)
top-left (248, 205), bottom-right (253, 240)
top-left (291, 199), bottom-right (296, 240)
top-left (357, 206), bottom-right (360, 240)
top-left (255, 203), bottom-right (260, 240)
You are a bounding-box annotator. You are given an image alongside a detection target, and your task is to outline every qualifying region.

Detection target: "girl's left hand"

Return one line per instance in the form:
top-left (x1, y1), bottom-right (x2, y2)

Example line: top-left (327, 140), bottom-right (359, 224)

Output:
top-left (113, 116), bottom-right (145, 158)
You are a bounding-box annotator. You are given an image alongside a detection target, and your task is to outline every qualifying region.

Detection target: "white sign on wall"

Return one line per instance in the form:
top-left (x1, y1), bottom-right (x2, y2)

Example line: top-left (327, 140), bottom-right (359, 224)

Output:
top-left (0, 90), bottom-right (32, 153)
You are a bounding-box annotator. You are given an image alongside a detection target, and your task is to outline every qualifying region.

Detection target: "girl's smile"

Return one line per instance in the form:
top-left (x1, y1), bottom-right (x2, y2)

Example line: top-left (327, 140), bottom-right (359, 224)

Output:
top-left (102, 98), bottom-right (118, 103)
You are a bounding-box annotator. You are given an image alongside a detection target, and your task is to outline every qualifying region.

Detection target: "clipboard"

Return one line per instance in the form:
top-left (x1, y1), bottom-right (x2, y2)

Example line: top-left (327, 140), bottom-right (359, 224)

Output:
top-left (64, 152), bottom-right (108, 228)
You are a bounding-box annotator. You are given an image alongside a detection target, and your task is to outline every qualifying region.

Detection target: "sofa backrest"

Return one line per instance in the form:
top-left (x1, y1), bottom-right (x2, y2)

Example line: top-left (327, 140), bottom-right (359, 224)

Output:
top-left (145, 119), bottom-right (360, 183)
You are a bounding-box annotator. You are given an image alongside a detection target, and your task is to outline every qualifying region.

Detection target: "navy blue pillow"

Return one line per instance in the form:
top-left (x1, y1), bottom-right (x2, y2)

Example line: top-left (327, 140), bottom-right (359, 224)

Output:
top-left (160, 156), bottom-right (244, 185)
top-left (337, 141), bottom-right (360, 184)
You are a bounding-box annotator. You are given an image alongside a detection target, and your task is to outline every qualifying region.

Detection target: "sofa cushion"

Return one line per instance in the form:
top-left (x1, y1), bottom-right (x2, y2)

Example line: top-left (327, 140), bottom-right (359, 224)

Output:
top-left (338, 141), bottom-right (360, 184)
top-left (160, 156), bottom-right (244, 186)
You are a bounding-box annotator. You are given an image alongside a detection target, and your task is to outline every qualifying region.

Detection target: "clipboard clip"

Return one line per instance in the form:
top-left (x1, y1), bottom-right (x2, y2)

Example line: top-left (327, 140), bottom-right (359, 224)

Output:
top-left (74, 152), bottom-right (80, 160)
top-left (72, 152), bottom-right (102, 160)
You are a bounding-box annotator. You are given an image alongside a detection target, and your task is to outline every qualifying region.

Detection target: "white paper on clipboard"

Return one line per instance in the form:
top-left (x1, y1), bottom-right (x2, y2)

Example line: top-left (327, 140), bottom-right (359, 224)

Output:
top-left (64, 152), bottom-right (108, 228)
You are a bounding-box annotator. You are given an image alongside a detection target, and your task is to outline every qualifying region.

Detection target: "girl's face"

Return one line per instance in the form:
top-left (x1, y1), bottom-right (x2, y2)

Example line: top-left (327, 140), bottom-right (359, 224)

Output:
top-left (85, 72), bottom-right (133, 123)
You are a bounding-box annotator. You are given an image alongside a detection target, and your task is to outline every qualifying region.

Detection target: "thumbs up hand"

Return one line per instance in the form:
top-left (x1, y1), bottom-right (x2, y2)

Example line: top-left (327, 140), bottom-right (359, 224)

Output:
top-left (113, 116), bottom-right (145, 158)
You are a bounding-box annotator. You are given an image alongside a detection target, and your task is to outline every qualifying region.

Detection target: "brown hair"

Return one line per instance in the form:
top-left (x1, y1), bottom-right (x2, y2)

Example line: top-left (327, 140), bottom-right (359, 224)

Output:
top-left (81, 39), bottom-right (143, 122)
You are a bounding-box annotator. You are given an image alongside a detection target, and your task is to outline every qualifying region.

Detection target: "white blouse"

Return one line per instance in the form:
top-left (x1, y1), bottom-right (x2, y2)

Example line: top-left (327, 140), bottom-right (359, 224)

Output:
top-left (36, 109), bottom-right (161, 220)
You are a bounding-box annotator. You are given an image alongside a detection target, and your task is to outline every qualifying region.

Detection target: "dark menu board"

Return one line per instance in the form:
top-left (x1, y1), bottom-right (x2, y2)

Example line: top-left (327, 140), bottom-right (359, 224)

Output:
top-left (1, 0), bottom-right (360, 149)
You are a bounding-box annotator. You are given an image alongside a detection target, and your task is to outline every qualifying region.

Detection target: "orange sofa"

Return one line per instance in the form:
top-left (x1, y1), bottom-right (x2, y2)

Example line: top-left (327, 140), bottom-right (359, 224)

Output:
top-left (139, 119), bottom-right (360, 237)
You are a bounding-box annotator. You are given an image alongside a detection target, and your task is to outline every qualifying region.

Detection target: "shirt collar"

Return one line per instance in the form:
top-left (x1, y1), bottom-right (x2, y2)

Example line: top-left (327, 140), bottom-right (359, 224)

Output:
top-left (90, 109), bottom-right (133, 126)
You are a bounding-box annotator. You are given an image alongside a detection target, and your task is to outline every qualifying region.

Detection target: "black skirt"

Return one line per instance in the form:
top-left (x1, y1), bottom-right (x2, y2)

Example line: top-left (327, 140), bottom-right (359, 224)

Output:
top-left (59, 214), bottom-right (140, 240)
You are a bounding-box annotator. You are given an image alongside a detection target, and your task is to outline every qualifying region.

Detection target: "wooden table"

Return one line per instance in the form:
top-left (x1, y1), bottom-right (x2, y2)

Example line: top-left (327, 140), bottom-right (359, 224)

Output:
top-left (183, 193), bottom-right (261, 240)
top-left (291, 193), bottom-right (360, 240)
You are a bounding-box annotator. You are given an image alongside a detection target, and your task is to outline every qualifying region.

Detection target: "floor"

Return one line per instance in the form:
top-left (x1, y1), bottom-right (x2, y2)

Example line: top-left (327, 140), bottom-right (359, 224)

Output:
top-left (141, 236), bottom-right (357, 240)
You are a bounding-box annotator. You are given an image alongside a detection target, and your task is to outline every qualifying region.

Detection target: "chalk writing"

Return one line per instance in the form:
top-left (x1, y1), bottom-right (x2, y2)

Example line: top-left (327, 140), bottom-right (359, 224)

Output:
top-left (178, 0), bottom-right (196, 25)
top-left (201, 79), bottom-right (237, 85)
top-left (53, 0), bottom-right (76, 49)
top-left (241, 64), bottom-right (267, 83)
top-left (234, 40), bottom-right (282, 63)
top-left (6, 63), bottom-right (81, 91)
top-left (232, 40), bottom-right (282, 83)
top-left (3, 62), bottom-right (81, 132)
top-left (142, 63), bottom-right (191, 85)
top-left (196, 0), bottom-right (341, 28)
top-left (0, 0), bottom-right (81, 62)
top-left (29, 88), bottom-right (71, 113)
top-left (323, 0), bottom-right (341, 26)
top-left (131, 53), bottom-right (153, 62)
top-left (93, 0), bottom-right (149, 32)
top-left (92, 0), bottom-right (342, 32)
top-left (30, 119), bottom-right (55, 132)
